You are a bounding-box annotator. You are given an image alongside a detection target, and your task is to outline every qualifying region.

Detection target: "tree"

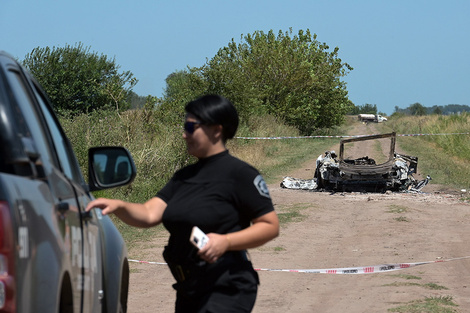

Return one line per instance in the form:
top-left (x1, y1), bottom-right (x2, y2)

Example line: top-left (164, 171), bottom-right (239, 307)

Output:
top-left (163, 69), bottom-right (207, 105)
top-left (127, 91), bottom-right (148, 109)
top-left (349, 103), bottom-right (377, 115)
top-left (22, 43), bottom-right (137, 115)
top-left (163, 29), bottom-right (353, 134)
top-left (432, 106), bottom-right (443, 115)
top-left (159, 68), bottom-right (208, 125)
top-left (408, 102), bottom-right (427, 116)
top-left (202, 29), bottom-right (354, 133)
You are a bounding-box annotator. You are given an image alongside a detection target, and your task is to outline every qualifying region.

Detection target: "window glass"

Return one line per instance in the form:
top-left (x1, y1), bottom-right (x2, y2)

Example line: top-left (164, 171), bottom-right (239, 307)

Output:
top-left (32, 84), bottom-right (83, 183)
top-left (7, 70), bottom-right (54, 173)
top-left (7, 68), bottom-right (83, 184)
top-left (114, 156), bottom-right (131, 181)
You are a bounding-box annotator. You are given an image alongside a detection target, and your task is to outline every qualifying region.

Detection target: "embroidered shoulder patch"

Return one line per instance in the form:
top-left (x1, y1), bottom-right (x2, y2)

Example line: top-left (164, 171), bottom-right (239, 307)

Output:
top-left (253, 174), bottom-right (271, 198)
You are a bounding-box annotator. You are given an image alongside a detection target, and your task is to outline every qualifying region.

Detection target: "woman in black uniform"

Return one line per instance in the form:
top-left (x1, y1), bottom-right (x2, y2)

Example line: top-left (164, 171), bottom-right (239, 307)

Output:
top-left (86, 95), bottom-right (279, 312)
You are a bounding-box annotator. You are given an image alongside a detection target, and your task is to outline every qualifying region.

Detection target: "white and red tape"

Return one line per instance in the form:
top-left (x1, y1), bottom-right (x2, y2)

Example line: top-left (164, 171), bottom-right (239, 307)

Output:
top-left (234, 132), bottom-right (470, 140)
top-left (128, 256), bottom-right (470, 275)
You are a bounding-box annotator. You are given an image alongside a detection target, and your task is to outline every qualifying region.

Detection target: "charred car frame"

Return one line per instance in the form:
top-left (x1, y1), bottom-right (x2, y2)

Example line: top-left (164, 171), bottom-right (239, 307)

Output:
top-left (282, 132), bottom-right (431, 192)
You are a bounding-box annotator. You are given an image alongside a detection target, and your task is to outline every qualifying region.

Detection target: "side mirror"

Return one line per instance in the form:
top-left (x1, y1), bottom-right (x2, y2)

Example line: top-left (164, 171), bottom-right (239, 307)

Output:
top-left (88, 147), bottom-right (136, 191)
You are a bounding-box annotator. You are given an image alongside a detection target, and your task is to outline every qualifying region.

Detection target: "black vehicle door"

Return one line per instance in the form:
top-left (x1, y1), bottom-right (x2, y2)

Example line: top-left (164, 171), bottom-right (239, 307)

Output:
top-left (29, 79), bottom-right (103, 312)
top-left (4, 60), bottom-right (102, 312)
top-left (3, 63), bottom-right (87, 311)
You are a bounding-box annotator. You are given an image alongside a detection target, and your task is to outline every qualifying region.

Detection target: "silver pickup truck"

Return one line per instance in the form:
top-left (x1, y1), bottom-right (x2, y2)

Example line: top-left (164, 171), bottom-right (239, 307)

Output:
top-left (0, 50), bottom-right (135, 313)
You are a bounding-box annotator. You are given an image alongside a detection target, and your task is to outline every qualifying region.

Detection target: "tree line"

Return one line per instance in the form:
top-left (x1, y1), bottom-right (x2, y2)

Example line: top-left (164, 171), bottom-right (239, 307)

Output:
top-left (393, 103), bottom-right (470, 116)
top-left (348, 102), bottom-right (470, 117)
top-left (21, 29), bottom-right (356, 135)
top-left (22, 34), bottom-right (468, 132)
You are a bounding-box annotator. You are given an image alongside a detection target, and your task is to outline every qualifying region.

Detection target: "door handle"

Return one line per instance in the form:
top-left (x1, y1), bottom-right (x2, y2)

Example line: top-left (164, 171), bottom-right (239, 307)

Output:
top-left (81, 210), bottom-right (93, 222)
top-left (56, 202), bottom-right (69, 214)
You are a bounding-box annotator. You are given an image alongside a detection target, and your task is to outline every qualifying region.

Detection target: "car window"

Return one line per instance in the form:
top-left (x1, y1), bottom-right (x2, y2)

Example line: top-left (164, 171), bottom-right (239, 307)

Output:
top-left (31, 83), bottom-right (83, 184)
top-left (6, 68), bottom-right (83, 185)
top-left (6, 69), bottom-right (55, 172)
top-left (0, 73), bottom-right (31, 140)
top-left (0, 68), bottom-right (33, 174)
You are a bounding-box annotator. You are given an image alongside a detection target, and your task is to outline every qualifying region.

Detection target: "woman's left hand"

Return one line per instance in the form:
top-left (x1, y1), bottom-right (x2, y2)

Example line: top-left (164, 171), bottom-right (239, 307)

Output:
top-left (198, 233), bottom-right (230, 264)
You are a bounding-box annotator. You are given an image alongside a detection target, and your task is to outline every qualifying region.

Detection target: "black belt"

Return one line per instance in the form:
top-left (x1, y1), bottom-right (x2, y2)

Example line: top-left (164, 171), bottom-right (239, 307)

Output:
top-left (164, 249), bottom-right (250, 283)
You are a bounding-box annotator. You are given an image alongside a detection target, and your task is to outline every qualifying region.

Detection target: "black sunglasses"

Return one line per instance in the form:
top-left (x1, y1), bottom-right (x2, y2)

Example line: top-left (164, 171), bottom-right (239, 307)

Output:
top-left (184, 121), bottom-right (203, 134)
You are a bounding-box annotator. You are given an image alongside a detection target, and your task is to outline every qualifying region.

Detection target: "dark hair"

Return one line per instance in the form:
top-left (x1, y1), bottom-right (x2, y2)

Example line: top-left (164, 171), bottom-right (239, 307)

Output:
top-left (185, 95), bottom-right (239, 142)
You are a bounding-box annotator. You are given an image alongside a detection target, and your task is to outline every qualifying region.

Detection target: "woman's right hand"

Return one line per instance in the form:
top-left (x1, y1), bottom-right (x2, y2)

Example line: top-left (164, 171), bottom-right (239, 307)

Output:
top-left (86, 197), bottom-right (167, 228)
top-left (86, 198), bottom-right (123, 215)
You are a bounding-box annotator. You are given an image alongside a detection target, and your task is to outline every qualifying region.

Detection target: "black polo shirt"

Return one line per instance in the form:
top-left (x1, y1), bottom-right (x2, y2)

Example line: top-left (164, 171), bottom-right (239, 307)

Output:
top-left (157, 150), bottom-right (274, 259)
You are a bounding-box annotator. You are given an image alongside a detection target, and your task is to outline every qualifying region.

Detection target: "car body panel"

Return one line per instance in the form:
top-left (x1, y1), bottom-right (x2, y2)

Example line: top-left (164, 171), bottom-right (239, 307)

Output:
top-left (0, 50), bottom-right (134, 312)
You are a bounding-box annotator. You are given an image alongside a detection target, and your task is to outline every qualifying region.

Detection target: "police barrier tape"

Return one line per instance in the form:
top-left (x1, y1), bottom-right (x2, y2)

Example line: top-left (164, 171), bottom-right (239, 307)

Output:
top-left (234, 132), bottom-right (470, 140)
top-left (128, 255), bottom-right (470, 274)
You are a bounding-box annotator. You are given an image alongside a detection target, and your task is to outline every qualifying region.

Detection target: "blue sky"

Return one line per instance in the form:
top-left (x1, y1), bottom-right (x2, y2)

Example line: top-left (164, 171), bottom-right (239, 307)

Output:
top-left (1, 1), bottom-right (468, 115)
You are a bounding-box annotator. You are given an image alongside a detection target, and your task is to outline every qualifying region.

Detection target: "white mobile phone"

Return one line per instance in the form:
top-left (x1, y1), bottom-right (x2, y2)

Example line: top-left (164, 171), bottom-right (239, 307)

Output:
top-left (190, 226), bottom-right (209, 250)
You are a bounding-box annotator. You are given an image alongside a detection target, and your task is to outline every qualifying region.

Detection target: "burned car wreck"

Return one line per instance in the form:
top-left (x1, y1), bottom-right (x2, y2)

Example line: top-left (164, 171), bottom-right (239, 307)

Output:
top-left (281, 132), bottom-right (431, 192)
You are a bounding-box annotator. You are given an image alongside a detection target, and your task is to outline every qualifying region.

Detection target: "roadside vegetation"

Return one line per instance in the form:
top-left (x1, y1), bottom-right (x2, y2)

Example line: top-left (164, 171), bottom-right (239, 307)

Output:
top-left (384, 113), bottom-right (470, 191)
top-left (59, 109), bottom-right (344, 246)
top-left (59, 110), bottom-right (470, 249)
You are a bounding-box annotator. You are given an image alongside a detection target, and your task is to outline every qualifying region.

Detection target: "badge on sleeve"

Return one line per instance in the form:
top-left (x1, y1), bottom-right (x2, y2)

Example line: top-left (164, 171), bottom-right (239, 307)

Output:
top-left (253, 175), bottom-right (271, 198)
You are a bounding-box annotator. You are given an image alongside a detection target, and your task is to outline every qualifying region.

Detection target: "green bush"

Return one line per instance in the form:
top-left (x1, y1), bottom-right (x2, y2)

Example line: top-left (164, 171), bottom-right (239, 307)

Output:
top-left (60, 107), bottom-right (190, 203)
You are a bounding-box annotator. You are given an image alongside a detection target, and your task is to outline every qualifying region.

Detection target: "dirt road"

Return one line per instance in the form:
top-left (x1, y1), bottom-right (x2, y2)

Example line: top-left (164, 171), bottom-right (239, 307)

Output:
top-left (127, 122), bottom-right (470, 312)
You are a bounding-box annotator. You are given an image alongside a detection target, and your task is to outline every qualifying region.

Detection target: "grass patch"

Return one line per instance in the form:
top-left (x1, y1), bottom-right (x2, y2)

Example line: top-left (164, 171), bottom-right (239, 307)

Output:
top-left (394, 216), bottom-right (409, 222)
top-left (386, 274), bottom-right (453, 313)
top-left (398, 137), bottom-right (470, 190)
top-left (230, 136), bottom-right (339, 184)
top-left (390, 274), bottom-right (421, 280)
top-left (276, 203), bottom-right (310, 225)
top-left (384, 281), bottom-right (447, 290)
top-left (387, 205), bottom-right (408, 214)
top-left (388, 295), bottom-right (458, 313)
top-left (384, 114), bottom-right (470, 191)
top-left (424, 283), bottom-right (449, 290)
top-left (384, 281), bottom-right (422, 288)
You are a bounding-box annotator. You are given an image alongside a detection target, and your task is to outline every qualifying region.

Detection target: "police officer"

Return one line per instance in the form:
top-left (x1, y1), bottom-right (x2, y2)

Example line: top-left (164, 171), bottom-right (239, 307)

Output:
top-left (87, 95), bottom-right (279, 312)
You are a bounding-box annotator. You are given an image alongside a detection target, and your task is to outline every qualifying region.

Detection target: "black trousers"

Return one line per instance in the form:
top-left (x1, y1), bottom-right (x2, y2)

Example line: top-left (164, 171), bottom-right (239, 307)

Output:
top-left (173, 252), bottom-right (259, 313)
